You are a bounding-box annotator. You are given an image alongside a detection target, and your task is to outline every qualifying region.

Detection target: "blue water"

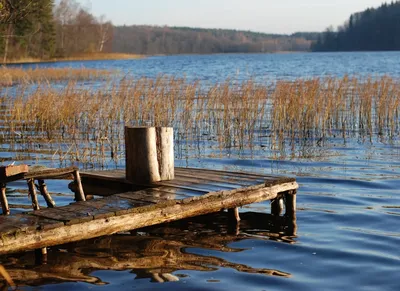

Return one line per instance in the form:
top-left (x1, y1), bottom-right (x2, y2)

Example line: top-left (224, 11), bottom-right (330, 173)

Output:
top-left (1, 52), bottom-right (400, 291)
top-left (11, 51), bottom-right (400, 81)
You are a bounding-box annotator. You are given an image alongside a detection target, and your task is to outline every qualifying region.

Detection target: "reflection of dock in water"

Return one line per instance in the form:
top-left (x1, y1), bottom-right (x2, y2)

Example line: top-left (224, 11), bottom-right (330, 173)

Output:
top-left (0, 211), bottom-right (296, 287)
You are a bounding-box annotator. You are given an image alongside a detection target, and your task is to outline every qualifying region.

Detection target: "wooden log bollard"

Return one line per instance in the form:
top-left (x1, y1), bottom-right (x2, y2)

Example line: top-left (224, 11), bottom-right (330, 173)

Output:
top-left (125, 127), bottom-right (174, 183)
top-left (0, 183), bottom-right (10, 215)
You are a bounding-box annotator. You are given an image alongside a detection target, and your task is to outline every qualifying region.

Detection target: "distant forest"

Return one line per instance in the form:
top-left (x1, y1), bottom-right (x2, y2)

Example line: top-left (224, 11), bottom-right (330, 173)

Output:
top-left (313, 1), bottom-right (400, 51)
top-left (2, 0), bottom-right (399, 62)
top-left (112, 26), bottom-right (317, 54)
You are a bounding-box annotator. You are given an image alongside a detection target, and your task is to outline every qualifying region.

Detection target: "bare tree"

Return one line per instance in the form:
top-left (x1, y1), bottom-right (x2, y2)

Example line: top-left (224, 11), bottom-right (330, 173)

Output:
top-left (96, 15), bottom-right (112, 52)
top-left (54, 0), bottom-right (79, 54)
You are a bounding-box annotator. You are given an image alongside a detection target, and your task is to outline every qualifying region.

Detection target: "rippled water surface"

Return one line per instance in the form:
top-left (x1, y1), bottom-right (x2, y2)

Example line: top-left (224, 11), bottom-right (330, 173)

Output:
top-left (1, 52), bottom-right (400, 291)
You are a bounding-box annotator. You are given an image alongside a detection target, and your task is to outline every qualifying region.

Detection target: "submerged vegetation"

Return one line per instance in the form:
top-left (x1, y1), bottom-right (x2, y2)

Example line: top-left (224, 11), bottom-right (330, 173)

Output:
top-left (1, 73), bottom-right (400, 167)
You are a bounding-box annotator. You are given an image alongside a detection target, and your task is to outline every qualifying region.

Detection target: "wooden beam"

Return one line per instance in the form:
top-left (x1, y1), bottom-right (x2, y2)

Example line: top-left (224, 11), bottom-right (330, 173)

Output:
top-left (0, 181), bottom-right (298, 254)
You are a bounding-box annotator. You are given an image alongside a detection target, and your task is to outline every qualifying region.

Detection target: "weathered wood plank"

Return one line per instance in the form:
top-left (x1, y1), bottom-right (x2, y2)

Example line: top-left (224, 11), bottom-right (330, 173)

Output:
top-left (32, 196), bottom-right (151, 225)
top-left (175, 171), bottom-right (266, 186)
top-left (0, 165), bottom-right (28, 179)
top-left (0, 214), bottom-right (63, 237)
top-left (161, 175), bottom-right (242, 189)
top-left (175, 167), bottom-right (296, 185)
top-left (24, 166), bottom-right (78, 180)
top-left (0, 181), bottom-right (298, 254)
top-left (147, 186), bottom-right (206, 196)
top-left (116, 189), bottom-right (187, 204)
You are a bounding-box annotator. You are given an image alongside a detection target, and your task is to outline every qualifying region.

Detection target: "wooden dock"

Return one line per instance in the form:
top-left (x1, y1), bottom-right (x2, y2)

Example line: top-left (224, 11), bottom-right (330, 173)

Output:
top-left (0, 127), bottom-right (298, 256)
top-left (0, 167), bottom-right (297, 255)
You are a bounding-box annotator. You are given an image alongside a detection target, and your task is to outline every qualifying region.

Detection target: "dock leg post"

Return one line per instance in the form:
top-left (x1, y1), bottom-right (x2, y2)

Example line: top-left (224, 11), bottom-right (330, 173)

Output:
top-left (0, 183), bottom-right (10, 215)
top-left (39, 180), bottom-right (56, 208)
top-left (271, 197), bottom-right (283, 216)
top-left (284, 190), bottom-right (297, 217)
top-left (73, 170), bottom-right (86, 202)
top-left (35, 247), bottom-right (48, 265)
top-left (228, 207), bottom-right (241, 223)
top-left (27, 178), bottom-right (40, 211)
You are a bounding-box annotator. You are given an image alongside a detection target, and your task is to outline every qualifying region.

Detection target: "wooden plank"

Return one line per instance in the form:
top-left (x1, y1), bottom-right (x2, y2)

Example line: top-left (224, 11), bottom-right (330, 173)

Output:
top-left (175, 167), bottom-right (296, 186)
top-left (149, 186), bottom-right (206, 196)
top-left (116, 189), bottom-right (187, 204)
top-left (164, 175), bottom-right (242, 189)
top-left (80, 170), bottom-right (126, 182)
top-left (31, 196), bottom-right (150, 225)
top-left (24, 166), bottom-right (78, 180)
top-left (0, 214), bottom-right (63, 237)
top-left (175, 172), bottom-right (265, 187)
top-left (31, 207), bottom-right (93, 225)
top-left (0, 165), bottom-right (28, 179)
top-left (153, 180), bottom-right (263, 193)
top-left (81, 168), bottom-right (295, 189)
top-left (0, 181), bottom-right (298, 254)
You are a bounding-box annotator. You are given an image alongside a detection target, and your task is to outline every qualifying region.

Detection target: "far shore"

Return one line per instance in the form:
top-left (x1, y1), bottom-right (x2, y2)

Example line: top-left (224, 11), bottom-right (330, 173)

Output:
top-left (1, 53), bottom-right (144, 65)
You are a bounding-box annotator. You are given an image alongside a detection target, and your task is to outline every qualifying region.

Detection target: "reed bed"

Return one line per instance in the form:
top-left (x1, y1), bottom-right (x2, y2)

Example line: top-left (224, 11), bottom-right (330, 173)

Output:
top-left (0, 67), bottom-right (114, 86)
top-left (1, 75), bottom-right (400, 167)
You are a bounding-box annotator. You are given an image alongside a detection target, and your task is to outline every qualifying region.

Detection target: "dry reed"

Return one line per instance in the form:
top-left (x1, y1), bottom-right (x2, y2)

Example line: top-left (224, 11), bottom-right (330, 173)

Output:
top-left (0, 66), bottom-right (114, 86)
top-left (1, 74), bottom-right (400, 167)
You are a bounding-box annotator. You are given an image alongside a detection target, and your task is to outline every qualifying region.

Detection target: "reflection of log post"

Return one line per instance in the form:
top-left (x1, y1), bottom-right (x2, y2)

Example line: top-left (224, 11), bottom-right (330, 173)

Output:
top-left (0, 183), bottom-right (10, 215)
top-left (27, 178), bottom-right (40, 211)
top-left (38, 180), bottom-right (56, 208)
top-left (284, 190), bottom-right (297, 217)
top-left (73, 170), bottom-right (86, 202)
top-left (271, 197), bottom-right (283, 215)
top-left (125, 127), bottom-right (174, 183)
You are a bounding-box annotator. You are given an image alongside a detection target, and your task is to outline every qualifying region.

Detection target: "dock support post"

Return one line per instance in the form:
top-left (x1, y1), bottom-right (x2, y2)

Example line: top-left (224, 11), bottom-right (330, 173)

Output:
top-left (73, 170), bottom-right (86, 202)
top-left (38, 180), bottom-right (56, 208)
top-left (228, 207), bottom-right (241, 223)
top-left (284, 190), bottom-right (297, 217)
top-left (125, 127), bottom-right (174, 183)
top-left (35, 247), bottom-right (48, 265)
top-left (27, 178), bottom-right (40, 211)
top-left (0, 183), bottom-right (10, 215)
top-left (271, 197), bottom-right (283, 215)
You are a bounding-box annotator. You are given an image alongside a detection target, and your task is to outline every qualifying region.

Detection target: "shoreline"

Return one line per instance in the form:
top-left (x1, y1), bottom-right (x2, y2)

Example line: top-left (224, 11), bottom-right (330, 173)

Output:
top-left (1, 53), bottom-right (144, 65)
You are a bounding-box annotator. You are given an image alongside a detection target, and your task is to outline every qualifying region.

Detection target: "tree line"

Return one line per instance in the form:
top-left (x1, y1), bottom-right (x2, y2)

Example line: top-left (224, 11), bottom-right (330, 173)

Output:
top-left (113, 25), bottom-right (313, 55)
top-left (0, 0), bottom-right (113, 62)
top-left (312, 1), bottom-right (400, 51)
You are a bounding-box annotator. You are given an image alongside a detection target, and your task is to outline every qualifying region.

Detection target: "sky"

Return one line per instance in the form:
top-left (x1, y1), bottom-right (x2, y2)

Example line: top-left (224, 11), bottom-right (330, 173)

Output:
top-left (79, 0), bottom-right (389, 34)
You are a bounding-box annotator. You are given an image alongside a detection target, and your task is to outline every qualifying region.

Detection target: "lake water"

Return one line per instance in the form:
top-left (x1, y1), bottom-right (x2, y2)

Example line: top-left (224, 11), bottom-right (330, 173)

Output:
top-left (1, 52), bottom-right (400, 291)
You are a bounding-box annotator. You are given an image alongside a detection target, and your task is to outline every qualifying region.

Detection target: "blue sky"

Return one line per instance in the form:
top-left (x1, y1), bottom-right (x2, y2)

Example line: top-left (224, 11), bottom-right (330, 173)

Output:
top-left (80, 0), bottom-right (388, 34)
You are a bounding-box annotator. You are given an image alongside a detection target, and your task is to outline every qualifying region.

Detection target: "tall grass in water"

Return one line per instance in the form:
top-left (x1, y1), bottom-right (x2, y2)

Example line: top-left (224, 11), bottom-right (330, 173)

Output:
top-left (0, 67), bottom-right (113, 86)
top-left (1, 75), bottom-right (400, 167)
